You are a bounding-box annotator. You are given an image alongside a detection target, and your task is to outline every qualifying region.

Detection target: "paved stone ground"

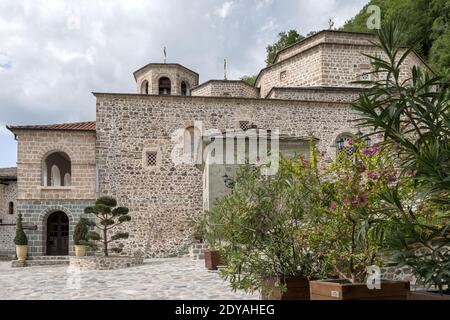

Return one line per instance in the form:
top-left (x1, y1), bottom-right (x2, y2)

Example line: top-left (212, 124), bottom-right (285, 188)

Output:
top-left (0, 258), bottom-right (259, 300)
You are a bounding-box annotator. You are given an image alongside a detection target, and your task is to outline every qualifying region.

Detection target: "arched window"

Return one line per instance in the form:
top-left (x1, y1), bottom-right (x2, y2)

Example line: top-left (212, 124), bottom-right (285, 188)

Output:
top-left (140, 80), bottom-right (149, 94)
top-left (181, 81), bottom-right (189, 96)
top-left (51, 165), bottom-right (61, 187)
top-left (159, 77), bottom-right (171, 95)
top-left (335, 134), bottom-right (355, 158)
top-left (42, 151), bottom-right (72, 187)
top-left (64, 173), bottom-right (71, 187)
top-left (8, 202), bottom-right (14, 215)
top-left (184, 126), bottom-right (201, 163)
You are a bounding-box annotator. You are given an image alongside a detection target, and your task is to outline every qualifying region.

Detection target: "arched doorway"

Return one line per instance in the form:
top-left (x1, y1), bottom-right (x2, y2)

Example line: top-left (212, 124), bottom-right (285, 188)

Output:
top-left (46, 211), bottom-right (69, 255)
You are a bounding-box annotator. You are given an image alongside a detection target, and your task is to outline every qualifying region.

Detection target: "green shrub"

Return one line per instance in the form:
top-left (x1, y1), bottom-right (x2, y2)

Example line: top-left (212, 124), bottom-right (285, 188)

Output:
top-left (209, 145), bottom-right (331, 294)
top-left (73, 217), bottom-right (95, 246)
top-left (14, 213), bottom-right (28, 246)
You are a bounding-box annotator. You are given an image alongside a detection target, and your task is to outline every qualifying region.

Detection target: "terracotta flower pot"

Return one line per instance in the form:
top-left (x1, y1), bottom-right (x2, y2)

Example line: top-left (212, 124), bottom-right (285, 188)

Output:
top-left (74, 245), bottom-right (87, 257)
top-left (309, 279), bottom-right (410, 300)
top-left (408, 291), bottom-right (450, 300)
top-left (16, 245), bottom-right (27, 262)
top-left (204, 250), bottom-right (222, 270)
top-left (261, 276), bottom-right (311, 300)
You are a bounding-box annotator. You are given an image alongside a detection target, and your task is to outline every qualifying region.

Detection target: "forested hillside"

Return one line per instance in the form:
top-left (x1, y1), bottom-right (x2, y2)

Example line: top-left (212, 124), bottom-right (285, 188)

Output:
top-left (341, 0), bottom-right (449, 78)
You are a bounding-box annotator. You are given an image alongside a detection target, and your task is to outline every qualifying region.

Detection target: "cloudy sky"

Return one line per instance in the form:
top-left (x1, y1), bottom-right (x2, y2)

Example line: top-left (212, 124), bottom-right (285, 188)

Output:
top-left (0, 0), bottom-right (368, 167)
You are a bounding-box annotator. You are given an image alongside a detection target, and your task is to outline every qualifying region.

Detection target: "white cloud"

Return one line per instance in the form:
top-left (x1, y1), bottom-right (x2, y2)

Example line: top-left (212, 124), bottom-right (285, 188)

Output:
top-left (214, 1), bottom-right (234, 19)
top-left (0, 53), bottom-right (11, 69)
top-left (0, 0), bottom-right (369, 167)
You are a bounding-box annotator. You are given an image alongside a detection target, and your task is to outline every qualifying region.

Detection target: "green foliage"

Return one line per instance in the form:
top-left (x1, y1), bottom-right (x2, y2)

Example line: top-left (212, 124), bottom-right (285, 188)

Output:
top-left (14, 213), bottom-right (28, 246)
top-left (266, 30), bottom-right (304, 65)
top-left (84, 196), bottom-right (131, 256)
top-left (191, 215), bottom-right (206, 241)
top-left (352, 22), bottom-right (450, 291)
top-left (310, 140), bottom-right (403, 283)
top-left (341, 0), bottom-right (450, 78)
top-left (352, 22), bottom-right (449, 200)
top-left (381, 193), bottom-right (450, 293)
top-left (240, 75), bottom-right (257, 86)
top-left (209, 145), bottom-right (331, 294)
top-left (73, 217), bottom-right (95, 246)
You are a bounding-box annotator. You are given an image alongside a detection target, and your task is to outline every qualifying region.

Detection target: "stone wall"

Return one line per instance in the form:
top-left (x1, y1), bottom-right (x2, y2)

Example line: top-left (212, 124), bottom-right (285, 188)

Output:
top-left (192, 80), bottom-right (259, 98)
top-left (0, 181), bottom-right (17, 224)
top-left (18, 200), bottom-right (94, 256)
top-left (0, 181), bottom-right (17, 252)
top-left (0, 225), bottom-right (15, 252)
top-left (69, 255), bottom-right (144, 270)
top-left (95, 93), bottom-right (360, 256)
top-left (13, 129), bottom-right (97, 200)
top-left (267, 87), bottom-right (364, 103)
top-left (257, 46), bottom-right (322, 98)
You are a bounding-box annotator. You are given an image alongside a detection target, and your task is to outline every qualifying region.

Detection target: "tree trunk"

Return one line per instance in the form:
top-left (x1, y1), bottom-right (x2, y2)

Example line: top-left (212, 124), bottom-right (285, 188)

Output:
top-left (103, 226), bottom-right (108, 257)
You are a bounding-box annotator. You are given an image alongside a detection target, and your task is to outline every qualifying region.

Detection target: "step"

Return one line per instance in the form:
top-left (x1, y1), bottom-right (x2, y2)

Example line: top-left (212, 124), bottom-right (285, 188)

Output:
top-left (28, 256), bottom-right (69, 261)
top-left (0, 252), bottom-right (15, 261)
top-left (11, 259), bottom-right (69, 268)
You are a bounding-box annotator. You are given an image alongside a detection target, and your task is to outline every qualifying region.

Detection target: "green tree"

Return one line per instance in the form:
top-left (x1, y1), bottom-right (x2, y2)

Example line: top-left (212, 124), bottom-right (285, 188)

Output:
top-left (213, 148), bottom-right (331, 294)
top-left (341, 0), bottom-right (450, 78)
top-left (353, 22), bottom-right (449, 198)
top-left (84, 197), bottom-right (131, 256)
top-left (240, 75), bottom-right (257, 86)
top-left (266, 30), bottom-right (304, 65)
top-left (352, 22), bottom-right (450, 293)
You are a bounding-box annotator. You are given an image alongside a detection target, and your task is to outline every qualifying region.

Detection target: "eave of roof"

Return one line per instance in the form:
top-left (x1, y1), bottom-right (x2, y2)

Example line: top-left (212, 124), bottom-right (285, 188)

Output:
top-left (6, 121), bottom-right (96, 133)
top-left (0, 167), bottom-right (17, 180)
top-left (265, 86), bottom-right (369, 99)
top-left (191, 79), bottom-right (257, 92)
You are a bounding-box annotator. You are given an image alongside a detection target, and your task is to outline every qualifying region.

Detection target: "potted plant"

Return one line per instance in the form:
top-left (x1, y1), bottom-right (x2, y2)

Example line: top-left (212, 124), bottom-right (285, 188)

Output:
top-left (191, 216), bottom-right (206, 243)
top-left (203, 208), bottom-right (224, 270)
top-left (215, 150), bottom-right (329, 300)
top-left (14, 213), bottom-right (28, 265)
top-left (308, 140), bottom-right (410, 300)
top-left (73, 217), bottom-right (95, 257)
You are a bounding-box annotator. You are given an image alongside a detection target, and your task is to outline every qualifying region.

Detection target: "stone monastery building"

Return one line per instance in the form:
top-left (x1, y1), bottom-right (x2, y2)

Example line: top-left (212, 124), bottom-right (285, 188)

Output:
top-left (0, 31), bottom-right (429, 258)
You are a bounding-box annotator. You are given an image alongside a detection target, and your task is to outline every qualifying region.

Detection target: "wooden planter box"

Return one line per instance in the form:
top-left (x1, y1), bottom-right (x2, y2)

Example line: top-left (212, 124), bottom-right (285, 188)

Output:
top-left (204, 250), bottom-right (222, 270)
top-left (310, 279), bottom-right (410, 300)
top-left (408, 291), bottom-right (450, 300)
top-left (261, 277), bottom-right (311, 300)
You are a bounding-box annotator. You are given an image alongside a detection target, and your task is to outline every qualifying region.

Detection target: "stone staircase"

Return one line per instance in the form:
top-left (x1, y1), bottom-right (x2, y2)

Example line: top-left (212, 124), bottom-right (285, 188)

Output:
top-left (11, 255), bottom-right (70, 268)
top-left (0, 251), bottom-right (15, 261)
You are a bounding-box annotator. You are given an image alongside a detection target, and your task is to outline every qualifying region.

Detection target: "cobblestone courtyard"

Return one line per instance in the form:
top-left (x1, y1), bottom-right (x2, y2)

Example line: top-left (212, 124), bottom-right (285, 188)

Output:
top-left (0, 258), bottom-right (258, 300)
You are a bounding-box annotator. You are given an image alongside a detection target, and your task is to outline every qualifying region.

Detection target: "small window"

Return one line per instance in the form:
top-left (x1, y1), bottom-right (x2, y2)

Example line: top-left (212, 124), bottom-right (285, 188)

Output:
top-left (280, 71), bottom-right (287, 82)
top-left (336, 135), bottom-right (355, 158)
top-left (239, 121), bottom-right (250, 131)
top-left (181, 81), bottom-right (189, 96)
top-left (146, 151), bottom-right (158, 167)
top-left (141, 80), bottom-right (149, 94)
top-left (159, 77), bottom-right (171, 95)
top-left (8, 202), bottom-right (14, 215)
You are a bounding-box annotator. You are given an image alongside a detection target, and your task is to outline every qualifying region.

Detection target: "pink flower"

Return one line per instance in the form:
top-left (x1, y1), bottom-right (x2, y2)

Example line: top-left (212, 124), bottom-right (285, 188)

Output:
top-left (329, 202), bottom-right (337, 211)
top-left (367, 171), bottom-right (378, 180)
